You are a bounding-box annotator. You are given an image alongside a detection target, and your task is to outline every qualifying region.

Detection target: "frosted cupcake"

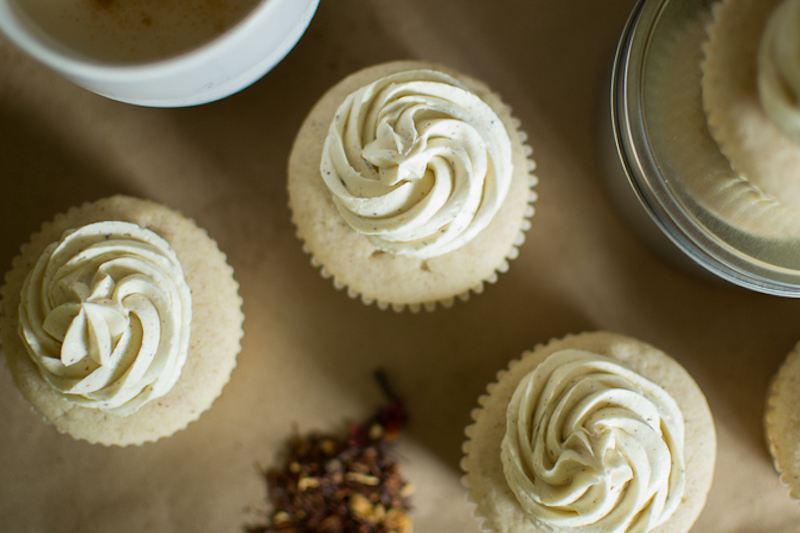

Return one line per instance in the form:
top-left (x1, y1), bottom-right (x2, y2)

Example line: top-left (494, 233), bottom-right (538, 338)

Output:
top-left (288, 61), bottom-right (537, 312)
top-left (0, 195), bottom-right (243, 446)
top-left (765, 341), bottom-right (800, 502)
top-left (462, 331), bottom-right (716, 533)
top-left (702, 0), bottom-right (800, 214)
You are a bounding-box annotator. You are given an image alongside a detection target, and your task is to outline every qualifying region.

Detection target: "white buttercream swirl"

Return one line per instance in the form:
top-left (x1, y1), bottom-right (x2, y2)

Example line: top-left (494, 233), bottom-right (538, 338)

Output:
top-left (501, 349), bottom-right (685, 533)
top-left (758, 0), bottom-right (800, 144)
top-left (17, 221), bottom-right (192, 416)
top-left (320, 69), bottom-right (513, 259)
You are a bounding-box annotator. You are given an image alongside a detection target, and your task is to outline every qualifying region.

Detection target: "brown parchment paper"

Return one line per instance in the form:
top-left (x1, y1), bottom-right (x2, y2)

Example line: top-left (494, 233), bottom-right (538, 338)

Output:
top-left (1, 0), bottom-right (799, 532)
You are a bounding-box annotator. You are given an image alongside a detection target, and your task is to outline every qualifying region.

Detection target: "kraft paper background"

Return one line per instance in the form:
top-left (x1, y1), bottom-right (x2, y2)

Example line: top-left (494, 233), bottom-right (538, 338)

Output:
top-left (1, 0), bottom-right (799, 531)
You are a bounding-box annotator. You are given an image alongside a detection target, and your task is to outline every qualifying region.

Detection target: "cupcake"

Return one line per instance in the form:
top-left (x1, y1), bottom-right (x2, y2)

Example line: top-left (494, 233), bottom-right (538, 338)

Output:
top-left (462, 331), bottom-right (716, 533)
top-left (0, 195), bottom-right (243, 446)
top-left (287, 60), bottom-right (537, 312)
top-left (642, 7), bottom-right (797, 240)
top-left (765, 341), bottom-right (800, 501)
top-left (702, 0), bottom-right (800, 214)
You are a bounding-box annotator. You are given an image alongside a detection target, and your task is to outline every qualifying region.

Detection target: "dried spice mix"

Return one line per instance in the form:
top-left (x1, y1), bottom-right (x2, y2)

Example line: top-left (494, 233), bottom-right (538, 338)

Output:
top-left (248, 372), bottom-right (413, 533)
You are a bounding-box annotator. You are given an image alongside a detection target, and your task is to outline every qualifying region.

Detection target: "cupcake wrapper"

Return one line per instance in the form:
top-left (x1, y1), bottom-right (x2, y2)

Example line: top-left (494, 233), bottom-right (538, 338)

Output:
top-left (765, 341), bottom-right (800, 502)
top-left (461, 363), bottom-right (517, 533)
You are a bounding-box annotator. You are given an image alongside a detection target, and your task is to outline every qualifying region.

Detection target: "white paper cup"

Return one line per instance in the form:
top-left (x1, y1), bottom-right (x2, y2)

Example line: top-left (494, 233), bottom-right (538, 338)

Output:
top-left (0, 0), bottom-right (319, 107)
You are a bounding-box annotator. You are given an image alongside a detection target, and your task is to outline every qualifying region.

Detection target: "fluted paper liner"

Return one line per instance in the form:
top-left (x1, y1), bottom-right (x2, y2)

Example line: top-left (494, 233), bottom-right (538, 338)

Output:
top-left (765, 341), bottom-right (800, 503)
top-left (461, 331), bottom-right (716, 533)
top-left (0, 195), bottom-right (244, 446)
top-left (287, 60), bottom-right (537, 313)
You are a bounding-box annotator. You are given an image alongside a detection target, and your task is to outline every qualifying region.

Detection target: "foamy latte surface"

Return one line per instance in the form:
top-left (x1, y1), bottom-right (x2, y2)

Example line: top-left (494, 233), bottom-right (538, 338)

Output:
top-left (14, 0), bottom-right (262, 63)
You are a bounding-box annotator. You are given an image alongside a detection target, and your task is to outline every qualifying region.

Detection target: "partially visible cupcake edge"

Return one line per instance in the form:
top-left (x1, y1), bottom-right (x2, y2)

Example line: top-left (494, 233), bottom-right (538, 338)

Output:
top-left (0, 195), bottom-right (244, 447)
top-left (765, 341), bottom-right (800, 502)
top-left (461, 358), bottom-right (528, 533)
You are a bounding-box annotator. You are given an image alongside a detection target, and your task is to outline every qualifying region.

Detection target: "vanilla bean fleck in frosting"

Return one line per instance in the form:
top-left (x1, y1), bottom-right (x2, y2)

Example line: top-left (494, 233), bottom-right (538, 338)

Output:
top-left (759, 0), bottom-right (800, 144)
top-left (320, 69), bottom-right (513, 259)
top-left (501, 349), bottom-right (685, 533)
top-left (17, 221), bottom-right (192, 416)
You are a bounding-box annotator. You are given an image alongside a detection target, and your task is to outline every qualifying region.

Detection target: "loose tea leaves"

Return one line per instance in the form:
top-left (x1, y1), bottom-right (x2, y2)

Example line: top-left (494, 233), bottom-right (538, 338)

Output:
top-left (248, 371), bottom-right (413, 533)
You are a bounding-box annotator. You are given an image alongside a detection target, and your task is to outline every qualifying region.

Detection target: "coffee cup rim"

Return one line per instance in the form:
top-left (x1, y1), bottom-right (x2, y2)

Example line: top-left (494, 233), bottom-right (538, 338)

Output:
top-left (0, 0), bottom-right (280, 79)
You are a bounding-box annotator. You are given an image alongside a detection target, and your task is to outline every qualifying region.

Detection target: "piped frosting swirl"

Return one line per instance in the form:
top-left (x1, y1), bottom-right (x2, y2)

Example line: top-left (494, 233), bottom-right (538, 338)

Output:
top-left (17, 221), bottom-right (192, 416)
top-left (758, 0), bottom-right (800, 144)
top-left (501, 349), bottom-right (685, 533)
top-left (320, 69), bottom-right (513, 259)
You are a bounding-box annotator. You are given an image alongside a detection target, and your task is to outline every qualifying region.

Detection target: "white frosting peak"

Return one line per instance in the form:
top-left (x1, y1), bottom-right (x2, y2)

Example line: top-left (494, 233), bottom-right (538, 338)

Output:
top-left (18, 221), bottom-right (192, 416)
top-left (320, 69), bottom-right (513, 259)
top-left (758, 0), bottom-right (800, 144)
top-left (501, 349), bottom-right (685, 533)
